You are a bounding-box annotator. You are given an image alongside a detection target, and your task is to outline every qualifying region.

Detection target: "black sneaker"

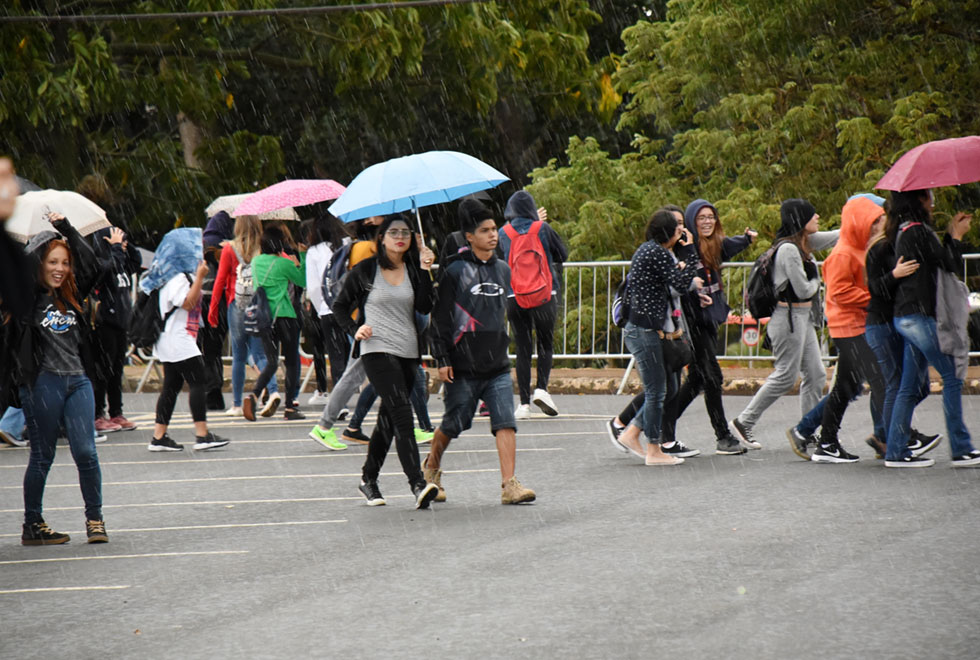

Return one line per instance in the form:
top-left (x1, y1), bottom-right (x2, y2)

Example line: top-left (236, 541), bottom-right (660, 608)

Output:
top-left (606, 418), bottom-right (628, 454)
top-left (22, 521), bottom-right (70, 545)
top-left (342, 428), bottom-right (371, 445)
top-left (865, 435), bottom-right (887, 459)
top-left (729, 418), bottom-right (760, 450)
top-left (86, 519), bottom-right (108, 543)
top-left (337, 408), bottom-right (350, 422)
top-left (951, 450), bottom-right (980, 468)
top-left (283, 409), bottom-right (306, 421)
top-left (811, 442), bottom-right (859, 464)
top-left (885, 455), bottom-right (935, 468)
top-left (413, 482), bottom-right (439, 510)
top-left (193, 432), bottom-right (230, 451)
top-left (358, 480), bottom-right (386, 506)
top-left (908, 430), bottom-right (942, 457)
top-left (148, 435), bottom-right (184, 452)
top-left (786, 427), bottom-right (816, 460)
top-left (716, 434), bottom-right (747, 455)
top-left (662, 440), bottom-right (701, 458)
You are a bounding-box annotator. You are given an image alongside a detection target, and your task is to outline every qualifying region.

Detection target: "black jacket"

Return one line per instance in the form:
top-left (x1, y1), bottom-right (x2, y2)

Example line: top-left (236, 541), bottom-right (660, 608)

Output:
top-left (91, 228), bottom-right (142, 330)
top-left (6, 219), bottom-right (108, 397)
top-left (894, 221), bottom-right (963, 319)
top-left (430, 250), bottom-right (512, 378)
top-left (331, 256), bottom-right (435, 359)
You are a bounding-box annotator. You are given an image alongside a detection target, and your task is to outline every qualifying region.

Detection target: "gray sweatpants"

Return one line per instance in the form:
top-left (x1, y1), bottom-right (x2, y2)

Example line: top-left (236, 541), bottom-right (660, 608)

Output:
top-left (317, 357), bottom-right (366, 429)
top-left (737, 305), bottom-right (826, 429)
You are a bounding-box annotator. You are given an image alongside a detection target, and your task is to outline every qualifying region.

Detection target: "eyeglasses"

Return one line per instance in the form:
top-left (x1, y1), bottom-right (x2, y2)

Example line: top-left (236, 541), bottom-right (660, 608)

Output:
top-left (386, 229), bottom-right (412, 239)
top-left (695, 214), bottom-right (716, 222)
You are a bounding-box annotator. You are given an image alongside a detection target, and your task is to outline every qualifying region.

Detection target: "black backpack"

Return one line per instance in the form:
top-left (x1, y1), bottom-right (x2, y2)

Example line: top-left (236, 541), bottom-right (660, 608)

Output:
top-left (744, 239), bottom-right (800, 320)
top-left (320, 241), bottom-right (354, 309)
top-left (612, 275), bottom-right (631, 328)
top-left (128, 276), bottom-right (187, 351)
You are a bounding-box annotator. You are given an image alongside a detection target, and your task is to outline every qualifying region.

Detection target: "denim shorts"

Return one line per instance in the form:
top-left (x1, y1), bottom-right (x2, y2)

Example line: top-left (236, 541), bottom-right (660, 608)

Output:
top-left (440, 371), bottom-right (516, 438)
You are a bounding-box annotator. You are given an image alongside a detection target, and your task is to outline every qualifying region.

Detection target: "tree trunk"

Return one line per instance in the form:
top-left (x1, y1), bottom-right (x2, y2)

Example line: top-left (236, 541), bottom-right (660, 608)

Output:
top-left (177, 112), bottom-right (204, 170)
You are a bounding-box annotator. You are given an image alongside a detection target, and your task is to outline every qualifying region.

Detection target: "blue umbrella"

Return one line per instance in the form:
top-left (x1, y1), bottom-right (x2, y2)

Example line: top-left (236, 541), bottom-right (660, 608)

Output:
top-left (328, 150), bottom-right (509, 242)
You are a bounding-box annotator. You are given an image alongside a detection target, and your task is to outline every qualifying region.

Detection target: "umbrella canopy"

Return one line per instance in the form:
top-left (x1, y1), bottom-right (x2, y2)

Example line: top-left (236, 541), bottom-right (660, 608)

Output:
top-left (232, 179), bottom-right (346, 217)
top-left (876, 136), bottom-right (980, 191)
top-left (5, 189), bottom-right (111, 243)
top-left (15, 175), bottom-right (41, 193)
top-left (328, 151), bottom-right (509, 223)
top-left (205, 194), bottom-right (298, 221)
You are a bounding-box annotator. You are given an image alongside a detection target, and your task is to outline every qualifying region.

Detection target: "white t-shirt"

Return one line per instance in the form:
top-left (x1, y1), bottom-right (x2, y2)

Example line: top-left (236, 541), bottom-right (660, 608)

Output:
top-left (153, 274), bottom-right (201, 363)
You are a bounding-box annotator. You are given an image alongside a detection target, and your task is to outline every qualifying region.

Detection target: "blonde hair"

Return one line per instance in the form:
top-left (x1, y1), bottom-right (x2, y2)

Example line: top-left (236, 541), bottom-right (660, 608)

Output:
top-left (232, 215), bottom-right (262, 263)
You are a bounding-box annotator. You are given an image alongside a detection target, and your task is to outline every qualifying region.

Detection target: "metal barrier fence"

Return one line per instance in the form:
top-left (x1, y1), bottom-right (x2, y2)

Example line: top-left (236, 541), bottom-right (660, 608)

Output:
top-left (134, 254), bottom-right (980, 392)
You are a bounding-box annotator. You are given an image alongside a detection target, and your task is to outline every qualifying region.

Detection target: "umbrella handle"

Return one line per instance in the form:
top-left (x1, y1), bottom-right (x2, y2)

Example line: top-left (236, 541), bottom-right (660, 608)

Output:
top-left (414, 205), bottom-right (426, 248)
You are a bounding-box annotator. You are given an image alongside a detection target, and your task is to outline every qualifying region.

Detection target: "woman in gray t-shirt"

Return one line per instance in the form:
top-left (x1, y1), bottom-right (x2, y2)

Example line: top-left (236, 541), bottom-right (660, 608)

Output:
top-left (331, 214), bottom-right (440, 510)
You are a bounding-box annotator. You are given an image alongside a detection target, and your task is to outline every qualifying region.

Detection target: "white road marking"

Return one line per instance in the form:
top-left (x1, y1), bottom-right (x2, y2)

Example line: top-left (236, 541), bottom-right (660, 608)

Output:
top-left (0, 585), bottom-right (131, 595)
top-left (0, 496), bottom-right (410, 514)
top-left (0, 520), bottom-right (347, 539)
top-left (0, 550), bottom-right (249, 566)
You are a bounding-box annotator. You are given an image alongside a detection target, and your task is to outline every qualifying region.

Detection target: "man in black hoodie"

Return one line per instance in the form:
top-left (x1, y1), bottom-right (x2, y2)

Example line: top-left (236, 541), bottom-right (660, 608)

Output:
top-left (424, 199), bottom-right (536, 505)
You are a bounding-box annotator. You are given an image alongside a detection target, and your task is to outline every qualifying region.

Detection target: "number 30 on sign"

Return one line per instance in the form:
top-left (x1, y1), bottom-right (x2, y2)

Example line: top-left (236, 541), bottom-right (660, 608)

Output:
top-left (742, 326), bottom-right (759, 347)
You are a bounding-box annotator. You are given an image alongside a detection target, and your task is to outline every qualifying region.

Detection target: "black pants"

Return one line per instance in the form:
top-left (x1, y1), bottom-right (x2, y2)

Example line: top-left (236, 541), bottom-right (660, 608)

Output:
top-left (360, 352), bottom-right (424, 488)
top-left (315, 314), bottom-right (350, 392)
top-left (820, 334), bottom-right (885, 444)
top-left (507, 297), bottom-right (557, 405)
top-left (674, 324), bottom-right (729, 440)
top-left (156, 356), bottom-right (207, 425)
top-left (198, 294), bottom-right (227, 410)
top-left (254, 317), bottom-right (300, 406)
top-left (92, 323), bottom-right (127, 419)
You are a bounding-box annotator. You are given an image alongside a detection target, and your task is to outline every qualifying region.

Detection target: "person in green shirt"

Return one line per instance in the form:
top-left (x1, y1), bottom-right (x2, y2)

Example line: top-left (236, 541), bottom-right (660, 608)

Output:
top-left (243, 225), bottom-right (307, 421)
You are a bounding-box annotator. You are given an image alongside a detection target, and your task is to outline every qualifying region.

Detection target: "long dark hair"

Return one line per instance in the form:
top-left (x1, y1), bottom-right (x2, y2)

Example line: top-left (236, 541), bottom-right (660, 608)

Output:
top-left (260, 225), bottom-right (288, 255)
top-left (375, 214), bottom-right (419, 271)
top-left (309, 212), bottom-right (349, 251)
top-left (886, 189), bottom-right (932, 243)
top-left (39, 239), bottom-right (82, 313)
top-left (646, 208), bottom-right (677, 244)
top-left (350, 217), bottom-right (382, 242)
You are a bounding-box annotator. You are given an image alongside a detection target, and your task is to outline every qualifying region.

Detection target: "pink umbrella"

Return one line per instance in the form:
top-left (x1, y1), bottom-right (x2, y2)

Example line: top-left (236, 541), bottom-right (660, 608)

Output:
top-left (876, 136), bottom-right (980, 191)
top-left (232, 179), bottom-right (346, 217)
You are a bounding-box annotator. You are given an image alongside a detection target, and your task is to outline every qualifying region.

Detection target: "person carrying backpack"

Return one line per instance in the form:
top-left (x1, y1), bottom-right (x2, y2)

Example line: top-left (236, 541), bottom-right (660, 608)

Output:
top-left (498, 190), bottom-right (567, 419)
top-left (885, 189), bottom-right (979, 468)
top-left (145, 227), bottom-right (230, 453)
top-left (208, 215), bottom-right (279, 416)
top-left (729, 199), bottom-right (839, 451)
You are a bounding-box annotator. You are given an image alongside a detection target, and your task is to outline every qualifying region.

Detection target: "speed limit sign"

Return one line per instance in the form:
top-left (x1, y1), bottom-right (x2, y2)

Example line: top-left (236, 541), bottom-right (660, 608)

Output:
top-left (742, 326), bottom-right (759, 347)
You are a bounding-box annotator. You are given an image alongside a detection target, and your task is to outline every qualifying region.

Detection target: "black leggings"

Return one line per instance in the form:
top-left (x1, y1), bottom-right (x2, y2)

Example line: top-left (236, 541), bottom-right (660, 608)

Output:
top-left (360, 352), bottom-right (424, 488)
top-left (254, 317), bottom-right (300, 405)
top-left (198, 294), bottom-right (227, 408)
top-left (92, 323), bottom-right (127, 418)
top-left (316, 314), bottom-right (350, 392)
top-left (820, 334), bottom-right (885, 444)
top-left (507, 297), bottom-right (557, 405)
top-left (155, 356), bottom-right (207, 425)
top-left (673, 324), bottom-right (729, 440)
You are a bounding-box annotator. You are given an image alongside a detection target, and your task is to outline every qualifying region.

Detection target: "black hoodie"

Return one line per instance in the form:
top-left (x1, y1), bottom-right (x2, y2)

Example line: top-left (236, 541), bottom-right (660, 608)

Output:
top-left (90, 226), bottom-right (142, 330)
top-left (430, 249), bottom-right (512, 378)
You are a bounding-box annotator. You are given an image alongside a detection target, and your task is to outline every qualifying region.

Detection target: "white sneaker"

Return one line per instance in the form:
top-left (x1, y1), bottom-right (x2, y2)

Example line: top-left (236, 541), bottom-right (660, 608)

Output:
top-left (94, 434), bottom-right (108, 444)
top-left (259, 392), bottom-right (281, 417)
top-left (225, 406), bottom-right (243, 417)
top-left (531, 388), bottom-right (558, 416)
top-left (307, 391), bottom-right (329, 406)
top-left (514, 404), bottom-right (532, 420)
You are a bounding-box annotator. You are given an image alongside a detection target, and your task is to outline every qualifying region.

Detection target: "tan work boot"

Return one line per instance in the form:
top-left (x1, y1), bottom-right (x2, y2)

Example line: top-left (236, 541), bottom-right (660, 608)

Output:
top-left (501, 476), bottom-right (536, 504)
top-left (423, 462), bottom-right (446, 502)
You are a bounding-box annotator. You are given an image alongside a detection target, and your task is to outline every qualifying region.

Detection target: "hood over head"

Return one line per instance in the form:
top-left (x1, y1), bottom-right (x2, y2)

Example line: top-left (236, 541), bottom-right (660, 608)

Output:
top-left (140, 227), bottom-right (203, 293)
top-left (777, 198), bottom-right (817, 239)
top-left (504, 190), bottom-right (538, 222)
top-left (683, 199), bottom-right (717, 240)
top-left (203, 211), bottom-right (235, 248)
top-left (839, 195), bottom-right (883, 250)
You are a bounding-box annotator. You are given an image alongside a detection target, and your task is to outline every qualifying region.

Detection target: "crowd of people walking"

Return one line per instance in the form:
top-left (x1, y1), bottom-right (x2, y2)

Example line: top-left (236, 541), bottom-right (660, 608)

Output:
top-left (1, 154), bottom-right (977, 549)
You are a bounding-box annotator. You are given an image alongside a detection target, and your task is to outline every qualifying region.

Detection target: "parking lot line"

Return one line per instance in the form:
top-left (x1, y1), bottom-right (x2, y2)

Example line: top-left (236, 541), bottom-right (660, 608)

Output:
top-left (0, 585), bottom-right (131, 595)
top-left (0, 550), bottom-right (249, 566)
top-left (0, 519), bottom-right (348, 540)
top-left (0, 495), bottom-right (411, 515)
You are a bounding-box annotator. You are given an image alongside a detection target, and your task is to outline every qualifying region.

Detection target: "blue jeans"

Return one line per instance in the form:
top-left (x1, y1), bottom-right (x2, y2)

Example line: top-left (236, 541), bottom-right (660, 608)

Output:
top-left (865, 321), bottom-right (929, 445)
top-left (440, 371), bottom-right (516, 438)
top-left (349, 364), bottom-right (432, 431)
top-left (797, 394), bottom-right (827, 438)
top-left (887, 315), bottom-right (974, 460)
top-left (228, 302), bottom-right (277, 407)
top-left (0, 406), bottom-right (26, 443)
top-left (21, 372), bottom-right (102, 523)
top-left (624, 322), bottom-right (667, 443)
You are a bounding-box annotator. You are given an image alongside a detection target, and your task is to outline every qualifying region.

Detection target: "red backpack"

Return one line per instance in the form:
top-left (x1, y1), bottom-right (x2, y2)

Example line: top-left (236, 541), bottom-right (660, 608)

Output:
top-left (502, 220), bottom-right (553, 309)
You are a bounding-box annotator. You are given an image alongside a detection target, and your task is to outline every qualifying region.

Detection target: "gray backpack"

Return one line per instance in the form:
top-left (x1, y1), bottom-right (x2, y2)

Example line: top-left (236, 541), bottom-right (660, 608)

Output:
top-left (232, 245), bottom-right (255, 311)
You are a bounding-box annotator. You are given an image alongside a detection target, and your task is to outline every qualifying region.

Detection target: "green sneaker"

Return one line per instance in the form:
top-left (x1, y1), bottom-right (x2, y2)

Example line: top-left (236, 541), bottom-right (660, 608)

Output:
top-left (309, 425), bottom-right (347, 451)
top-left (414, 428), bottom-right (434, 445)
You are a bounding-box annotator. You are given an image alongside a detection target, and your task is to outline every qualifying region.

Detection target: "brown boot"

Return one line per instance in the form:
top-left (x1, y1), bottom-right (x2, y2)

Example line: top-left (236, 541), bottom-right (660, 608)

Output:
top-left (501, 476), bottom-right (536, 504)
top-left (423, 461), bottom-right (447, 503)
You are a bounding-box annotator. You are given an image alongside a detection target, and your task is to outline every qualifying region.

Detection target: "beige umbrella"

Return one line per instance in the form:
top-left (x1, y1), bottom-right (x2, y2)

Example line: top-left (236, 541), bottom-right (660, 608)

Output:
top-left (206, 194), bottom-right (299, 221)
top-left (5, 189), bottom-right (111, 243)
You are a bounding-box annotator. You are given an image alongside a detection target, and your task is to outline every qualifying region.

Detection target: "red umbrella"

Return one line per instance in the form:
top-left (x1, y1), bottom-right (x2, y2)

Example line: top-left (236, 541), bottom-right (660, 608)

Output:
top-left (876, 136), bottom-right (980, 191)
top-left (232, 179), bottom-right (346, 216)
